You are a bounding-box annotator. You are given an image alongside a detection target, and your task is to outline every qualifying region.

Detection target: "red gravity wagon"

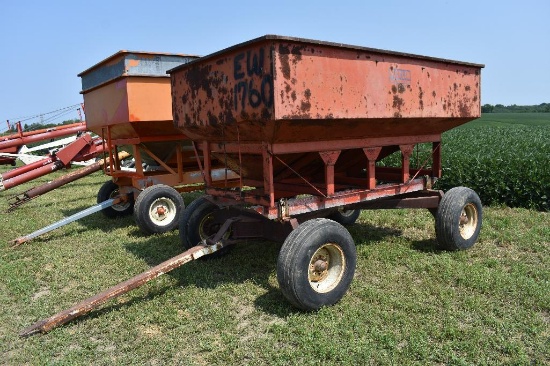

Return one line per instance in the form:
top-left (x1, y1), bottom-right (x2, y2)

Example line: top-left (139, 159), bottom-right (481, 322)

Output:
top-left (169, 35), bottom-right (484, 310)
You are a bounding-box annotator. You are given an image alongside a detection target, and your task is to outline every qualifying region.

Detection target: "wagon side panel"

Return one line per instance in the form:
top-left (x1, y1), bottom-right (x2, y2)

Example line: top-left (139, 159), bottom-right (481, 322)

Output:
top-left (171, 43), bottom-right (276, 142)
top-left (271, 42), bottom-right (481, 142)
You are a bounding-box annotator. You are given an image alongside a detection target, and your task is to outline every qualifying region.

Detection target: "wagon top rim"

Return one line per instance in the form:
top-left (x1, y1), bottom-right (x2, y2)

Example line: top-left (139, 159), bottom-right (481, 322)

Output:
top-left (78, 50), bottom-right (200, 77)
top-left (166, 34), bottom-right (485, 75)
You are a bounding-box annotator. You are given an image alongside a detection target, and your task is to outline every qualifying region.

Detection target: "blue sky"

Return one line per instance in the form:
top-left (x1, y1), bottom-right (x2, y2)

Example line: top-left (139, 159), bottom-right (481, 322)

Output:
top-left (1, 0), bottom-right (548, 129)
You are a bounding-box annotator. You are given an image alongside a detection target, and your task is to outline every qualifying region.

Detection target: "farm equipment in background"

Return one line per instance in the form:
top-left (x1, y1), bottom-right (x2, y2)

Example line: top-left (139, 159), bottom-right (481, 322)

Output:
top-left (20, 35), bottom-right (484, 336)
top-left (1, 106), bottom-right (115, 211)
top-left (0, 121), bottom-right (87, 166)
top-left (6, 150), bottom-right (129, 213)
top-left (0, 132), bottom-right (104, 193)
top-left (8, 51), bottom-right (241, 244)
top-left (77, 51), bottom-right (239, 235)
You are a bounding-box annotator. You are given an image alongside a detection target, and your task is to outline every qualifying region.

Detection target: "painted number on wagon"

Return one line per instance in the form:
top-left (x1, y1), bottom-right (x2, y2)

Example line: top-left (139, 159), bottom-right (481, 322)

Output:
top-left (233, 48), bottom-right (273, 110)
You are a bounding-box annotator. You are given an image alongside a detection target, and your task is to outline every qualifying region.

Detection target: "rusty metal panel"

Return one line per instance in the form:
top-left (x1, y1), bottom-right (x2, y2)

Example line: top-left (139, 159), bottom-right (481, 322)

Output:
top-left (272, 41), bottom-right (481, 120)
top-left (170, 42), bottom-right (274, 142)
top-left (169, 35), bottom-right (483, 144)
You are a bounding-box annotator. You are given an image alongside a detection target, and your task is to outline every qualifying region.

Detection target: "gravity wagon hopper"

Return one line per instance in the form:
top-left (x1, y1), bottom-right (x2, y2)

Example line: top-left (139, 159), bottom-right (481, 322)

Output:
top-left (79, 51), bottom-right (239, 235)
top-left (20, 36), bottom-right (484, 336)
top-left (170, 35), bottom-right (485, 310)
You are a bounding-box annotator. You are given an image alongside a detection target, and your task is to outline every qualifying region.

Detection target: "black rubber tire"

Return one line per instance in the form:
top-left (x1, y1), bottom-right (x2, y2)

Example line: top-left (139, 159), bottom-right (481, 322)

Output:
top-left (277, 218), bottom-right (356, 311)
top-left (97, 180), bottom-right (134, 218)
top-left (328, 209), bottom-right (361, 226)
top-left (133, 184), bottom-right (184, 235)
top-left (435, 187), bottom-right (482, 251)
top-left (179, 196), bottom-right (231, 258)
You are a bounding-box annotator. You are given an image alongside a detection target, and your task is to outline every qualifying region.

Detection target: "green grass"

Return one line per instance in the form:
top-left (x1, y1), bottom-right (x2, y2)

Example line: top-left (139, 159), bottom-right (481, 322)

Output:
top-left (1, 164), bottom-right (548, 365)
top-left (1, 113), bottom-right (549, 363)
top-left (469, 112), bottom-right (550, 127)
top-left (379, 113), bottom-right (550, 211)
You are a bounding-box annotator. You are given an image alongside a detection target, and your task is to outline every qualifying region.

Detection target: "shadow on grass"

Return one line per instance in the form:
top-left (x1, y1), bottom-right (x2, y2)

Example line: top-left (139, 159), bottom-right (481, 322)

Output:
top-left (30, 220), bottom-right (413, 331)
top-left (118, 221), bottom-right (404, 317)
top-left (57, 206), bottom-right (136, 232)
top-left (410, 239), bottom-right (444, 253)
top-left (125, 236), bottom-right (302, 318)
top-left (347, 224), bottom-right (402, 245)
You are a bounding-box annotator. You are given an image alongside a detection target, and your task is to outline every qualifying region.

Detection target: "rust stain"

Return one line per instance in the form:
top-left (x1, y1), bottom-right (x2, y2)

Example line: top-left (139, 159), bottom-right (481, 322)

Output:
top-left (127, 59), bottom-right (140, 68)
top-left (458, 100), bottom-right (471, 117)
top-left (301, 89), bottom-right (312, 113)
top-left (392, 95), bottom-right (404, 118)
top-left (278, 44), bottom-right (291, 80)
top-left (129, 113), bottom-right (141, 121)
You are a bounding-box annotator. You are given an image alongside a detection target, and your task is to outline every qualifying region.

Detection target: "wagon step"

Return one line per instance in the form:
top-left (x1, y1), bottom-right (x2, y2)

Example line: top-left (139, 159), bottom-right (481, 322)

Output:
top-left (19, 242), bottom-right (225, 337)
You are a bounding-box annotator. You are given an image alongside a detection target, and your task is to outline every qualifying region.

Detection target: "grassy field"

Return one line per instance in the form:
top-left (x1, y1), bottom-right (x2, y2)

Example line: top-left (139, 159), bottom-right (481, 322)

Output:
top-left (1, 114), bottom-right (549, 365)
top-left (467, 112), bottom-right (550, 127)
top-left (380, 113), bottom-right (550, 211)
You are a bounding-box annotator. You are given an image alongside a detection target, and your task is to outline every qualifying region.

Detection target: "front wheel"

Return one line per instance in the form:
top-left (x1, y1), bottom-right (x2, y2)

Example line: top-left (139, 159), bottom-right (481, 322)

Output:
top-left (435, 187), bottom-right (482, 251)
top-left (179, 196), bottom-right (231, 258)
top-left (97, 180), bottom-right (134, 218)
top-left (328, 208), bottom-right (361, 226)
top-left (277, 218), bottom-right (356, 311)
top-left (133, 184), bottom-right (184, 235)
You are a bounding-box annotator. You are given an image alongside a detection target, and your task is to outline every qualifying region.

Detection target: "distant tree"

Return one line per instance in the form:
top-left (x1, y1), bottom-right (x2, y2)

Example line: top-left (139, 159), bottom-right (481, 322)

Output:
top-left (61, 119), bottom-right (81, 125)
top-left (483, 103), bottom-right (550, 113)
top-left (481, 104), bottom-right (494, 113)
top-left (23, 122), bottom-right (60, 132)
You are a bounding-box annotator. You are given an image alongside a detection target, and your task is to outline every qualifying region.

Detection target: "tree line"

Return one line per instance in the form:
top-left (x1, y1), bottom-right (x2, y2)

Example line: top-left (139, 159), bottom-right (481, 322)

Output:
top-left (481, 103), bottom-right (550, 113)
top-left (1, 119), bottom-right (82, 136)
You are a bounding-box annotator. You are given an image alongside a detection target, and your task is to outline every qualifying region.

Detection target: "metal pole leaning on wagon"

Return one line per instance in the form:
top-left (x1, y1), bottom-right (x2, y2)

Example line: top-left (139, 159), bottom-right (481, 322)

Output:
top-left (9, 151), bottom-right (130, 245)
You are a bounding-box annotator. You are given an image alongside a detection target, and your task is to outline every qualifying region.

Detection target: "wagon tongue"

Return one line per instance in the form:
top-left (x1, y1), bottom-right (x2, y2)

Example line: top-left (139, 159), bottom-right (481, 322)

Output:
top-left (19, 242), bottom-right (225, 337)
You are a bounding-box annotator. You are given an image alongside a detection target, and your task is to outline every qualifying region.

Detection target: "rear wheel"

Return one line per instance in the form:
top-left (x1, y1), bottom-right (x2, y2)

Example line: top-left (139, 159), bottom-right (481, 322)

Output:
top-left (133, 184), bottom-right (184, 235)
top-left (328, 208), bottom-right (361, 225)
top-left (277, 218), bottom-right (356, 310)
top-left (179, 196), bottom-right (231, 258)
top-left (435, 187), bottom-right (482, 250)
top-left (97, 180), bottom-right (134, 218)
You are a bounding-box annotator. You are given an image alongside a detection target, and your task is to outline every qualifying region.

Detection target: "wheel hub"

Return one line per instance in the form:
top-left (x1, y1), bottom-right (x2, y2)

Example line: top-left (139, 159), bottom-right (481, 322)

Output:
top-left (459, 203), bottom-right (478, 239)
top-left (308, 244), bottom-right (345, 293)
top-left (310, 256), bottom-right (329, 282)
top-left (148, 197), bottom-right (177, 225)
top-left (110, 190), bottom-right (131, 212)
